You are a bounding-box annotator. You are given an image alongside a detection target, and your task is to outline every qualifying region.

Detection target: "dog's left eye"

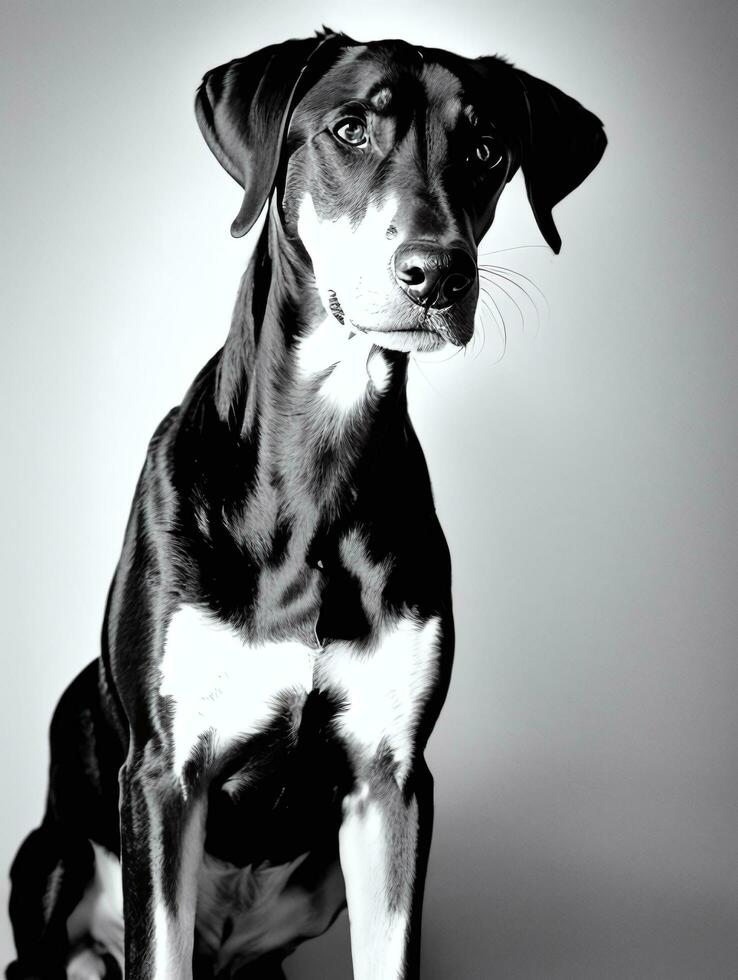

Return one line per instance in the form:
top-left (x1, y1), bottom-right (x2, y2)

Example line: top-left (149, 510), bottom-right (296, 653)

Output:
top-left (466, 136), bottom-right (502, 170)
top-left (475, 137), bottom-right (503, 168)
top-left (334, 118), bottom-right (368, 147)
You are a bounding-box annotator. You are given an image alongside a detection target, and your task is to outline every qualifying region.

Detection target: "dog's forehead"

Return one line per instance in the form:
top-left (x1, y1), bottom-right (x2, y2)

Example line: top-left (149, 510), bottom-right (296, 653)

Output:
top-left (297, 42), bottom-right (466, 124)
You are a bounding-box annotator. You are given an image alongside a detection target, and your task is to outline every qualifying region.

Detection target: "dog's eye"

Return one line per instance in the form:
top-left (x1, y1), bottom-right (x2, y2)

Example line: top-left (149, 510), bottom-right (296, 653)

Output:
top-left (474, 137), bottom-right (503, 169)
top-left (334, 118), bottom-right (368, 147)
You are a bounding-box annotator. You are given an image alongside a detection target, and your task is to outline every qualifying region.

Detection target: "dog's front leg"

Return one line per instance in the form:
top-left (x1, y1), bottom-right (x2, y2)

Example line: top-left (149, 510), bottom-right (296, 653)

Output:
top-left (339, 760), bottom-right (433, 980)
top-left (119, 748), bottom-right (206, 980)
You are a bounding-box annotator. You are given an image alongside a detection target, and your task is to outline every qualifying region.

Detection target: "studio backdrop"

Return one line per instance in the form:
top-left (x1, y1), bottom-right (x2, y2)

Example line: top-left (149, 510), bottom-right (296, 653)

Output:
top-left (1, 1), bottom-right (737, 978)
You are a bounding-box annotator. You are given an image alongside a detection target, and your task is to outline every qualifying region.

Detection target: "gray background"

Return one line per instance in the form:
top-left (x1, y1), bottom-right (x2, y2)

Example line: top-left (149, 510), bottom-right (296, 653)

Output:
top-left (2, 1), bottom-right (737, 977)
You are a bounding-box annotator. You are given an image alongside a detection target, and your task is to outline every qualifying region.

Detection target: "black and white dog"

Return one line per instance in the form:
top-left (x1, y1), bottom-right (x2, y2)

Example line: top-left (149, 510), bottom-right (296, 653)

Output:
top-left (7, 29), bottom-right (605, 980)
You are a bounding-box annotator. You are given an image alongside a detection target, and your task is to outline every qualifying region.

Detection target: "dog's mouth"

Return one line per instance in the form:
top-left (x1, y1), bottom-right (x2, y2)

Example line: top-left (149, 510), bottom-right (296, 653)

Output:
top-left (328, 290), bottom-right (346, 325)
top-left (327, 290), bottom-right (453, 353)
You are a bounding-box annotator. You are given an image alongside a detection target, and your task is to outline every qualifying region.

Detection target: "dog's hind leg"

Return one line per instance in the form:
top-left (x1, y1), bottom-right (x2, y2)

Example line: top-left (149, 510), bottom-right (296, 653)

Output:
top-left (6, 821), bottom-right (95, 980)
top-left (7, 661), bottom-right (126, 980)
top-left (65, 948), bottom-right (121, 980)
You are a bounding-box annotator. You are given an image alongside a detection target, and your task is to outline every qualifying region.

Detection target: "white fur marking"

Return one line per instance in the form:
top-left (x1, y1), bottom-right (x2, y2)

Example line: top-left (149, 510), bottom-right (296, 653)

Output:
top-left (339, 789), bottom-right (411, 980)
top-left (297, 193), bottom-right (400, 312)
top-left (153, 902), bottom-right (178, 978)
top-left (151, 797), bottom-right (205, 978)
top-left (66, 947), bottom-right (107, 980)
top-left (66, 842), bottom-right (124, 970)
top-left (317, 615), bottom-right (441, 779)
top-left (160, 606), bottom-right (316, 786)
top-left (297, 192), bottom-right (416, 340)
top-left (296, 315), bottom-right (390, 414)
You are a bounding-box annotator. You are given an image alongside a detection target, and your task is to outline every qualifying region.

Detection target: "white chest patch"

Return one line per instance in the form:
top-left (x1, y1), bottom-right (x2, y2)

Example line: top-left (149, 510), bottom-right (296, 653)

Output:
top-left (316, 614), bottom-right (442, 780)
top-left (160, 607), bottom-right (442, 787)
top-left (160, 606), bottom-right (317, 786)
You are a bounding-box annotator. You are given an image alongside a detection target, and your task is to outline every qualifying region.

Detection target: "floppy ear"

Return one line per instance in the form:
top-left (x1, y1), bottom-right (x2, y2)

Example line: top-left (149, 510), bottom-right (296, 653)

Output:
top-left (509, 69), bottom-right (607, 253)
top-left (195, 31), bottom-right (347, 238)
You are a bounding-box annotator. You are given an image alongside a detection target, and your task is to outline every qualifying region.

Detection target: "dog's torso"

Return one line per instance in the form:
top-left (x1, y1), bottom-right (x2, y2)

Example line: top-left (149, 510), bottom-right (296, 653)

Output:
top-left (83, 340), bottom-right (454, 972)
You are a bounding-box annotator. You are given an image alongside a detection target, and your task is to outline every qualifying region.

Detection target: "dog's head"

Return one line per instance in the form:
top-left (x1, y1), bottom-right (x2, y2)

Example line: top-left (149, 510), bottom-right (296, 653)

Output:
top-left (196, 30), bottom-right (606, 353)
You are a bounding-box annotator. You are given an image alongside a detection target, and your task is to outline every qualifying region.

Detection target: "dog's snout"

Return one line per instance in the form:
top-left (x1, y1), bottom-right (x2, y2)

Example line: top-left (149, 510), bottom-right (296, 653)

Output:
top-left (393, 242), bottom-right (477, 308)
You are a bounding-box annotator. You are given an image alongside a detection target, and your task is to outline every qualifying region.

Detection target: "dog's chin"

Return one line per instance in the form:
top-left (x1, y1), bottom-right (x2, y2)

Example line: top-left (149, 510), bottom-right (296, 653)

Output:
top-left (353, 326), bottom-right (449, 353)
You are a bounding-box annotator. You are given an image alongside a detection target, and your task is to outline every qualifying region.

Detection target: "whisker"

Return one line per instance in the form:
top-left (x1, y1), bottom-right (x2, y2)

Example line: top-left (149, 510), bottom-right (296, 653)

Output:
top-left (479, 263), bottom-right (550, 316)
top-left (414, 343), bottom-right (465, 366)
top-left (479, 270), bottom-right (539, 338)
top-left (478, 272), bottom-right (526, 334)
top-left (477, 291), bottom-right (498, 338)
top-left (410, 353), bottom-right (441, 393)
top-left (479, 245), bottom-right (549, 255)
top-left (480, 265), bottom-right (549, 340)
top-left (478, 286), bottom-right (507, 360)
top-left (471, 303), bottom-right (487, 360)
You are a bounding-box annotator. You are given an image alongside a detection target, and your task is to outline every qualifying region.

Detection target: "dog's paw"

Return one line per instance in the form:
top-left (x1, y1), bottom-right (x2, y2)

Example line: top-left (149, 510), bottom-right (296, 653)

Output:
top-left (66, 948), bottom-right (106, 980)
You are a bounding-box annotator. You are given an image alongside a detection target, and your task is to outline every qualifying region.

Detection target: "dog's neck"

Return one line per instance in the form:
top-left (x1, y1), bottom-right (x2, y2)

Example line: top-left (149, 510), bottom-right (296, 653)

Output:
top-left (212, 203), bottom-right (411, 519)
top-left (177, 204), bottom-right (438, 634)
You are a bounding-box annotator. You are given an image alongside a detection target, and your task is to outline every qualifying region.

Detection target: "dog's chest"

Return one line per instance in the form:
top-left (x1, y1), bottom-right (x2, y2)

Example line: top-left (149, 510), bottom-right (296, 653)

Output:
top-left (151, 606), bottom-right (442, 965)
top-left (159, 604), bottom-right (442, 785)
top-left (159, 607), bottom-right (318, 781)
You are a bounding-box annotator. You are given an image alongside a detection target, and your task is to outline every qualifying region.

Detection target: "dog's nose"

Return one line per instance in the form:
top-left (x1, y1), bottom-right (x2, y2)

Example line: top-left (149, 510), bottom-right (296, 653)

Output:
top-left (393, 242), bottom-right (477, 308)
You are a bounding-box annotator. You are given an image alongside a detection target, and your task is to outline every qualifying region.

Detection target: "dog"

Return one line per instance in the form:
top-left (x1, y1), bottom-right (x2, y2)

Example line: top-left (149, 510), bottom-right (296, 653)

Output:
top-left (6, 28), bottom-right (605, 980)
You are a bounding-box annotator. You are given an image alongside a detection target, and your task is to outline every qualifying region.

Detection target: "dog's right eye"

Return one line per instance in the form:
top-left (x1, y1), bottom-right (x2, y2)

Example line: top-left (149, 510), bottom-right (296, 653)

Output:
top-left (333, 118), bottom-right (368, 147)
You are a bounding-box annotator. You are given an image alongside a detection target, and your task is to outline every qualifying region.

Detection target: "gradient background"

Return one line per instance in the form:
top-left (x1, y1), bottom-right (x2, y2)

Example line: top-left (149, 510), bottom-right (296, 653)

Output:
top-left (2, 1), bottom-right (737, 977)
